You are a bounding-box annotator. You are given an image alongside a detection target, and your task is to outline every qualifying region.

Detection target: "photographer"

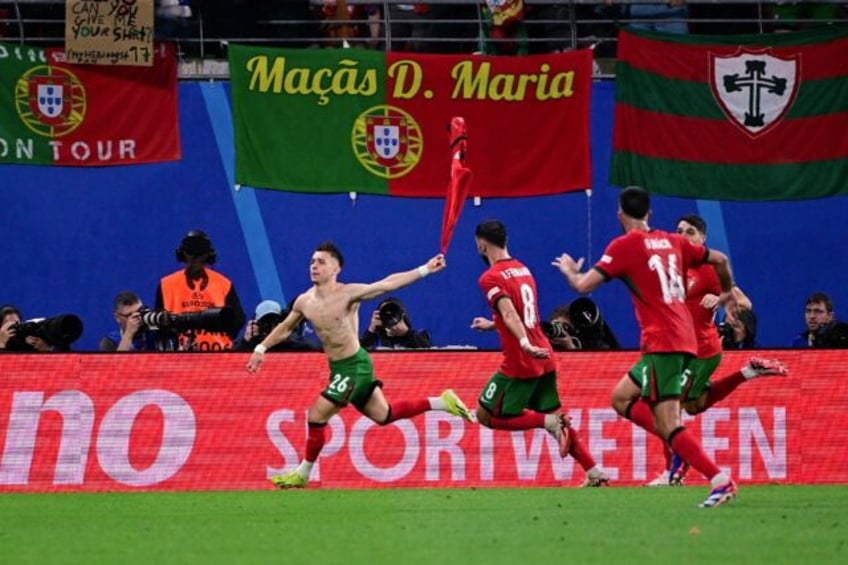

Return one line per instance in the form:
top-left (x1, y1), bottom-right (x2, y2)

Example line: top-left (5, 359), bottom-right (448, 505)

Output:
top-left (361, 297), bottom-right (432, 350)
top-left (99, 291), bottom-right (178, 352)
top-left (236, 299), bottom-right (321, 352)
top-left (792, 292), bottom-right (848, 348)
top-left (155, 230), bottom-right (246, 351)
top-left (542, 298), bottom-right (620, 351)
top-left (718, 308), bottom-right (758, 350)
top-left (0, 304), bottom-right (82, 352)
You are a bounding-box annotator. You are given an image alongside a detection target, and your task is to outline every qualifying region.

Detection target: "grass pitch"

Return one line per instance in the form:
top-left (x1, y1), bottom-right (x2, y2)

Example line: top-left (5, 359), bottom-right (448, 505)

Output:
top-left (1, 485), bottom-right (845, 564)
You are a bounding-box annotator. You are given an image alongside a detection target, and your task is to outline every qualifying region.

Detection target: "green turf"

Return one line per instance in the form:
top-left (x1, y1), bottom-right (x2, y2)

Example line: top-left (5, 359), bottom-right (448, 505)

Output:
top-left (1, 486), bottom-right (846, 564)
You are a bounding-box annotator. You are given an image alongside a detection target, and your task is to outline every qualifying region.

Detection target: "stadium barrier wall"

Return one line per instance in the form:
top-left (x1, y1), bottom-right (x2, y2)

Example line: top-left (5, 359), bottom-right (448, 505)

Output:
top-left (0, 350), bottom-right (843, 492)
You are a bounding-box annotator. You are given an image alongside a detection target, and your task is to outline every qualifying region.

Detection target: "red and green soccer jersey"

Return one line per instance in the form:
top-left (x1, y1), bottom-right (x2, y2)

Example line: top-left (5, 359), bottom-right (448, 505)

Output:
top-left (479, 258), bottom-right (556, 379)
top-left (686, 262), bottom-right (723, 359)
top-left (593, 229), bottom-right (707, 355)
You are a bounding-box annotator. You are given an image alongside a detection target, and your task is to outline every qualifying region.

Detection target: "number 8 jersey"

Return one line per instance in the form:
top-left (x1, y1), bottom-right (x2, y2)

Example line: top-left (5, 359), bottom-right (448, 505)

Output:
top-left (593, 229), bottom-right (707, 355)
top-left (479, 258), bottom-right (556, 378)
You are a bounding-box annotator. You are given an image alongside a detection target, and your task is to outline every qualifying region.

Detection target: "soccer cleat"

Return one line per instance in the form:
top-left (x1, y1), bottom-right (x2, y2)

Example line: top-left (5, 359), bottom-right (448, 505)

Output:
top-left (699, 480), bottom-right (738, 508)
top-left (668, 453), bottom-right (690, 486)
top-left (441, 389), bottom-right (474, 422)
top-left (745, 357), bottom-right (788, 377)
top-left (581, 469), bottom-right (610, 488)
top-left (544, 413), bottom-right (573, 457)
top-left (645, 471), bottom-right (671, 487)
top-left (270, 470), bottom-right (307, 489)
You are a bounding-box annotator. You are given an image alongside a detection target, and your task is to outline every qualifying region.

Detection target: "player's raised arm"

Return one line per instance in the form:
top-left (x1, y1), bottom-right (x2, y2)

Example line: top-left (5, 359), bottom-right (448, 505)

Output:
top-left (553, 253), bottom-right (604, 294)
top-left (349, 254), bottom-right (446, 304)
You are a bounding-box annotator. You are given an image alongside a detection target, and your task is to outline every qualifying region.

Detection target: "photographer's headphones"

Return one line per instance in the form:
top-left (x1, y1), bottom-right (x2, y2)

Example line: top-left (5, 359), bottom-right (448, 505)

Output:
top-left (175, 230), bottom-right (217, 265)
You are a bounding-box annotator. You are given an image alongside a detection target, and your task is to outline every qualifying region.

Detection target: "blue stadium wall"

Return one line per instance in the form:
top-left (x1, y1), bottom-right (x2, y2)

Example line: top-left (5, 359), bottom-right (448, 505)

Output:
top-left (1, 81), bottom-right (845, 351)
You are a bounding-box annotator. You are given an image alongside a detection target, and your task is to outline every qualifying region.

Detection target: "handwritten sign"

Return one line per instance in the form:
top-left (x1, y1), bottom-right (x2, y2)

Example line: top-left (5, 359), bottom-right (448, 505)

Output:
top-left (65, 0), bottom-right (154, 66)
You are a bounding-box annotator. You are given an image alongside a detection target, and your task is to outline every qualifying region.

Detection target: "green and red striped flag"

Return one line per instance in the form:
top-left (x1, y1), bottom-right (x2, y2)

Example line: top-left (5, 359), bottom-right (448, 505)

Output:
top-left (611, 26), bottom-right (848, 201)
top-left (0, 42), bottom-right (179, 166)
top-left (229, 45), bottom-right (592, 197)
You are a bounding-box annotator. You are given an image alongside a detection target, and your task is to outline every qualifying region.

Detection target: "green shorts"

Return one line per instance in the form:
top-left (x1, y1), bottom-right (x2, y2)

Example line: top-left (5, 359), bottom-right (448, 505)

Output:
top-left (628, 353), bottom-right (693, 402)
top-left (478, 371), bottom-right (561, 417)
top-left (681, 353), bottom-right (722, 402)
top-left (323, 348), bottom-right (383, 411)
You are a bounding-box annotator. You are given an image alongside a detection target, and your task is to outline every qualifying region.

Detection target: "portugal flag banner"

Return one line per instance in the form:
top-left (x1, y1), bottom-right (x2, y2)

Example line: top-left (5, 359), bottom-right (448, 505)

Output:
top-left (610, 26), bottom-right (848, 201)
top-left (0, 42), bottom-right (180, 166)
top-left (229, 46), bottom-right (592, 197)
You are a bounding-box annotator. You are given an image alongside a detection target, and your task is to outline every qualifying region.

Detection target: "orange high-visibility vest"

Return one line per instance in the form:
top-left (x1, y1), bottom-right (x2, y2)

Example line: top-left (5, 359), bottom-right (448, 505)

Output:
top-left (159, 268), bottom-right (234, 351)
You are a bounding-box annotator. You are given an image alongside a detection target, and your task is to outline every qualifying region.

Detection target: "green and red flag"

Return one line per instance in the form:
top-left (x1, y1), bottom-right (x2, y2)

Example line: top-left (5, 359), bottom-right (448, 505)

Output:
top-left (229, 45), bottom-right (592, 197)
top-left (0, 41), bottom-right (179, 166)
top-left (610, 26), bottom-right (848, 201)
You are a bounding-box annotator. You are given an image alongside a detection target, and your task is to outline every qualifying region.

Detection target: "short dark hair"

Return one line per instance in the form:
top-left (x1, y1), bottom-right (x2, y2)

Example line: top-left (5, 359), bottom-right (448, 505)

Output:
top-left (806, 292), bottom-right (833, 312)
top-left (113, 291), bottom-right (142, 312)
top-left (315, 241), bottom-right (344, 268)
top-left (550, 304), bottom-right (571, 321)
top-left (475, 220), bottom-right (507, 248)
top-left (0, 305), bottom-right (21, 322)
top-left (619, 186), bottom-right (650, 220)
top-left (678, 214), bottom-right (707, 235)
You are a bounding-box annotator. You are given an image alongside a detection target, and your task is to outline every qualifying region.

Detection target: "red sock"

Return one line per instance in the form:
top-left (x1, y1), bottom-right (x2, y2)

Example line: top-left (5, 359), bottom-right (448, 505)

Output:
top-left (566, 427), bottom-right (597, 471)
top-left (490, 410), bottom-right (546, 430)
top-left (386, 399), bottom-right (430, 422)
top-left (626, 399), bottom-right (663, 439)
top-left (305, 422), bottom-right (327, 463)
top-left (702, 371), bottom-right (746, 411)
top-left (668, 427), bottom-right (720, 480)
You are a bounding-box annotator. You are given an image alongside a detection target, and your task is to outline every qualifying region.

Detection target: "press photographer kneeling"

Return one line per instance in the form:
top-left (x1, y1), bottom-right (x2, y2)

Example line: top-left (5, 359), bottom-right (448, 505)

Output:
top-left (361, 297), bottom-right (432, 350)
top-left (0, 305), bottom-right (83, 352)
top-left (543, 298), bottom-right (620, 351)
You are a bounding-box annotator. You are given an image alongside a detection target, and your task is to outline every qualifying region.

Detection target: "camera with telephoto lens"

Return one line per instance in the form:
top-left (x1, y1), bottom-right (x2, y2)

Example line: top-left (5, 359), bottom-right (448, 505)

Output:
top-left (8, 314), bottom-right (84, 350)
top-left (541, 320), bottom-right (575, 339)
top-left (138, 307), bottom-right (235, 333)
top-left (377, 299), bottom-right (405, 329)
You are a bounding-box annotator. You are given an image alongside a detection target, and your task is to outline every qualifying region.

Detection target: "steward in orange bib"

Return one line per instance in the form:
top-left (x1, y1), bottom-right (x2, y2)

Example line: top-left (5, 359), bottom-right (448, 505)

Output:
top-left (155, 230), bottom-right (246, 351)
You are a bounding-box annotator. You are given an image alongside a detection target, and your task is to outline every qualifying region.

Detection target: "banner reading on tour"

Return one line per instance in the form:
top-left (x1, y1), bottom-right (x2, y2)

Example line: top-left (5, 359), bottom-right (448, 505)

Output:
top-left (229, 45), bottom-right (593, 197)
top-left (1, 350), bottom-right (842, 492)
top-left (0, 41), bottom-right (179, 166)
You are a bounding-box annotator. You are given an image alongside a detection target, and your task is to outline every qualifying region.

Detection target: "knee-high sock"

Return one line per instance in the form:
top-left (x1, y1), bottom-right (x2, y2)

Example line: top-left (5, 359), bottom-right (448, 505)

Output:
top-left (385, 399), bottom-right (431, 423)
top-left (490, 410), bottom-right (546, 430)
top-left (567, 427), bottom-right (597, 471)
top-left (625, 399), bottom-right (663, 439)
top-left (305, 422), bottom-right (327, 463)
top-left (702, 371), bottom-right (746, 411)
top-left (668, 426), bottom-right (721, 480)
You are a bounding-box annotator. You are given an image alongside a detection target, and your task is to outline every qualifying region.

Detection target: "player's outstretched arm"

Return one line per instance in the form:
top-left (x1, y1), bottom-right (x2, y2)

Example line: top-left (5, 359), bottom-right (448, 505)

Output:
top-left (350, 254), bottom-right (446, 303)
top-left (246, 301), bottom-right (305, 374)
top-left (552, 254), bottom-right (604, 294)
top-left (497, 298), bottom-right (550, 359)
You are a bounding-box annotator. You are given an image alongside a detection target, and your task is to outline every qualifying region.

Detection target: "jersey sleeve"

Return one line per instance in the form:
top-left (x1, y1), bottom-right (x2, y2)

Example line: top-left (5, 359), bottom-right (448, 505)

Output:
top-left (679, 236), bottom-right (709, 271)
top-left (479, 270), bottom-right (507, 310)
top-left (594, 237), bottom-right (628, 280)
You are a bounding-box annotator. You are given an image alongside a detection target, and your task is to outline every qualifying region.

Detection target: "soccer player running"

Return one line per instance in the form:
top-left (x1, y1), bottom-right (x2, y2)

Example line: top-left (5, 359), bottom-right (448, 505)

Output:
top-left (644, 215), bottom-right (787, 486)
top-left (552, 186), bottom-right (738, 507)
top-left (470, 220), bottom-right (609, 487)
top-left (247, 241), bottom-right (473, 488)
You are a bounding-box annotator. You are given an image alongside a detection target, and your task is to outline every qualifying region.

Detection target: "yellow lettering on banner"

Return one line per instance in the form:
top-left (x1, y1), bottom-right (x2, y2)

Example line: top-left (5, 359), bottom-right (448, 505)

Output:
top-left (388, 60), bottom-right (423, 99)
top-left (246, 56), bottom-right (377, 106)
top-left (451, 60), bottom-right (576, 102)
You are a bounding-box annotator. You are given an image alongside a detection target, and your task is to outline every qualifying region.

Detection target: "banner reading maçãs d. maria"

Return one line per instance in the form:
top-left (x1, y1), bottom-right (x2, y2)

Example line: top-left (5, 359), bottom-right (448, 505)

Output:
top-left (229, 45), bottom-right (593, 197)
top-left (0, 41), bottom-right (180, 166)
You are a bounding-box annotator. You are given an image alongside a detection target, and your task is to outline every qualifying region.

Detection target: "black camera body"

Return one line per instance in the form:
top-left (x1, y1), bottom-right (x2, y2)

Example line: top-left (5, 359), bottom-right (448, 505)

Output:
top-left (812, 321), bottom-right (848, 348)
top-left (542, 298), bottom-right (619, 351)
top-left (8, 314), bottom-right (84, 350)
top-left (378, 299), bottom-right (405, 329)
top-left (139, 307), bottom-right (235, 333)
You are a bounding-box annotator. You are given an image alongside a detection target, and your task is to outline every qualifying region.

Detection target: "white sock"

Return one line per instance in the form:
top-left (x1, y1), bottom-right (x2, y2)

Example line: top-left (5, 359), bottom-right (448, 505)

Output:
top-left (587, 466), bottom-right (602, 479)
top-left (710, 472), bottom-right (729, 487)
top-left (543, 413), bottom-right (559, 432)
top-left (429, 397), bottom-right (446, 411)
top-left (297, 460), bottom-right (314, 479)
top-left (741, 366), bottom-right (757, 379)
